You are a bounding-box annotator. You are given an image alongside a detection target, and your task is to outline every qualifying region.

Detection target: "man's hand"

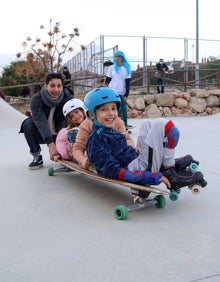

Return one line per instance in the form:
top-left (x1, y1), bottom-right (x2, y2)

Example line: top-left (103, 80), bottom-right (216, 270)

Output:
top-left (48, 142), bottom-right (60, 161)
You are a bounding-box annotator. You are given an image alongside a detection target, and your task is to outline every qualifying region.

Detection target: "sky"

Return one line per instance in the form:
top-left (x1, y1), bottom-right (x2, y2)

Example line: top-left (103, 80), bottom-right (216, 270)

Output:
top-left (1, 0), bottom-right (220, 72)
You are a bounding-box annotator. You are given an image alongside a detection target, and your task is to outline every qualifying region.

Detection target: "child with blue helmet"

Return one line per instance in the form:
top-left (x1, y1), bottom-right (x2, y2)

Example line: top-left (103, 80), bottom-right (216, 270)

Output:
top-left (84, 87), bottom-right (171, 196)
top-left (84, 87), bottom-right (207, 201)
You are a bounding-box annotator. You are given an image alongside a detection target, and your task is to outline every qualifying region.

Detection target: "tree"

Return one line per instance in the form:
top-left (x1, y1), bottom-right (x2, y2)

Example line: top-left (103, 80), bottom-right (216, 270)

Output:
top-left (0, 19), bottom-right (85, 96)
top-left (0, 62), bottom-right (30, 97)
top-left (16, 19), bottom-right (84, 81)
top-left (200, 56), bottom-right (220, 85)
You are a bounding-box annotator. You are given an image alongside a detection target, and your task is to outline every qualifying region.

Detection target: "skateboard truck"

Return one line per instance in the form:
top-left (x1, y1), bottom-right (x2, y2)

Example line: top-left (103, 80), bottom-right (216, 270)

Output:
top-left (114, 195), bottom-right (166, 220)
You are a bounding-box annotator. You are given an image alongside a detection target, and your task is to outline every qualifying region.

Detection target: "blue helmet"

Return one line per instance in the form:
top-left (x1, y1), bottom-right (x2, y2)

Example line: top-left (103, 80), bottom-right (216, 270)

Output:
top-left (84, 87), bottom-right (121, 116)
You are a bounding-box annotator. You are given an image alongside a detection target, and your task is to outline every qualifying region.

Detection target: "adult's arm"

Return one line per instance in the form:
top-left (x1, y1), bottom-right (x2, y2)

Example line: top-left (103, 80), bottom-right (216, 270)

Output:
top-left (125, 78), bottom-right (131, 97)
top-left (30, 94), bottom-right (54, 144)
top-left (105, 76), bottom-right (112, 85)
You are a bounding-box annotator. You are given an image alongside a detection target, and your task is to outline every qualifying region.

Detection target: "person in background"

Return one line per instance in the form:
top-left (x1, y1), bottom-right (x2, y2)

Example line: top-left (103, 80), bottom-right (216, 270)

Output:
top-left (54, 98), bottom-right (86, 161)
top-left (103, 60), bottom-right (113, 76)
top-left (62, 66), bottom-right (71, 86)
top-left (105, 50), bottom-right (132, 130)
top-left (156, 58), bottom-right (168, 93)
top-left (19, 73), bottom-right (73, 169)
top-left (96, 77), bottom-right (106, 88)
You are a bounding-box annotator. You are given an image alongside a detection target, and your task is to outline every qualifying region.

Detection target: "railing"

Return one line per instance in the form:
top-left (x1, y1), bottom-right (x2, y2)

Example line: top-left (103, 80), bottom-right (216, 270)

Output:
top-left (1, 68), bottom-right (220, 98)
top-left (134, 68), bottom-right (220, 93)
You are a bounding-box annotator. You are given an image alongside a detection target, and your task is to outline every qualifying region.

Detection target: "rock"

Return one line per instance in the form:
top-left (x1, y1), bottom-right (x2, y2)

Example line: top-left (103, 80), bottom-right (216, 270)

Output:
top-left (145, 104), bottom-right (162, 118)
top-left (189, 97), bottom-right (207, 113)
top-left (134, 97), bottom-right (145, 110)
top-left (206, 95), bottom-right (219, 107)
top-left (155, 93), bottom-right (175, 107)
top-left (174, 98), bottom-right (188, 108)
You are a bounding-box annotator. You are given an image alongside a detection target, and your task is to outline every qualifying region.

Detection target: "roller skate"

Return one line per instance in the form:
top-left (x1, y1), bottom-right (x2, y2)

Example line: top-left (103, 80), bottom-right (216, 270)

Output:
top-left (175, 154), bottom-right (199, 172)
top-left (163, 167), bottom-right (207, 201)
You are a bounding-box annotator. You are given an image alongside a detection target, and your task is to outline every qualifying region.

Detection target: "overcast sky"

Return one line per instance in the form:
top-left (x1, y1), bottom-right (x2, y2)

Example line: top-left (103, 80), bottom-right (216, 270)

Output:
top-left (1, 0), bottom-right (219, 72)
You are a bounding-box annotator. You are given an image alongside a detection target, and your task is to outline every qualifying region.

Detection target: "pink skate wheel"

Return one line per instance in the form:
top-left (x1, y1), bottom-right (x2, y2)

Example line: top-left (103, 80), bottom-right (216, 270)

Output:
top-left (191, 185), bottom-right (201, 195)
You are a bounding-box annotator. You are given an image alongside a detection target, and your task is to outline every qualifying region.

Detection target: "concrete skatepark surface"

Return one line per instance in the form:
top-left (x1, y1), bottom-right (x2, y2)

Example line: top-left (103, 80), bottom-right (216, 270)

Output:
top-left (0, 98), bottom-right (220, 282)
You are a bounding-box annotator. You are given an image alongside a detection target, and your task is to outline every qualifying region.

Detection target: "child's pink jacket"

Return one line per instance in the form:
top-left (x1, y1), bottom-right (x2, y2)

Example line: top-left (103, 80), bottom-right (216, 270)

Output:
top-left (56, 128), bottom-right (73, 160)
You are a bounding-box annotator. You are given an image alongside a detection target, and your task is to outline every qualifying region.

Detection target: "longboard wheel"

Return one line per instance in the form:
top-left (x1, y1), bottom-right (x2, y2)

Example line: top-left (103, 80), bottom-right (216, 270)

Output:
top-left (190, 184), bottom-right (201, 195)
top-left (114, 205), bottom-right (128, 220)
top-left (48, 167), bottom-right (54, 176)
top-left (154, 195), bottom-right (166, 208)
top-left (169, 191), bottom-right (179, 201)
top-left (189, 162), bottom-right (198, 172)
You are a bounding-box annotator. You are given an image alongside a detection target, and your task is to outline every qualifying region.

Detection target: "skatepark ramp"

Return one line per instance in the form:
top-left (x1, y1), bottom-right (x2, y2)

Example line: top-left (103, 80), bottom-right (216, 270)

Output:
top-left (0, 98), bottom-right (26, 129)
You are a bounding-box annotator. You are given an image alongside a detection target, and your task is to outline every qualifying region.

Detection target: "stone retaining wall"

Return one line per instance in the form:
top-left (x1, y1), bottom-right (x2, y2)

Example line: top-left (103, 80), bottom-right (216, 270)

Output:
top-left (127, 89), bottom-right (220, 118)
top-left (8, 89), bottom-right (220, 118)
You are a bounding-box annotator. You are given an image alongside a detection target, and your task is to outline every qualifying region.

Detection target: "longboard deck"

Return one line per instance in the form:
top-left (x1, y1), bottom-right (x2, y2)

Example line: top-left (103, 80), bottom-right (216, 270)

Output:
top-left (55, 160), bottom-right (169, 196)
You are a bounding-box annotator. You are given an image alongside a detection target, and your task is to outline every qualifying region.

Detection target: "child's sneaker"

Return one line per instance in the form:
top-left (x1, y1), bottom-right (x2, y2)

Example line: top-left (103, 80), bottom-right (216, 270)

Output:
top-left (175, 155), bottom-right (199, 170)
top-left (29, 155), bottom-right (43, 170)
top-left (163, 167), bottom-right (207, 190)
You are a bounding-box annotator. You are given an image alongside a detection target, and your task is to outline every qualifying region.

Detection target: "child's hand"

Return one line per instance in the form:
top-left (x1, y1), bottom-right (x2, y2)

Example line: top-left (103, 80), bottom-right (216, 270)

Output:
top-left (80, 157), bottom-right (90, 169)
top-left (135, 147), bottom-right (141, 153)
top-left (159, 176), bottom-right (171, 188)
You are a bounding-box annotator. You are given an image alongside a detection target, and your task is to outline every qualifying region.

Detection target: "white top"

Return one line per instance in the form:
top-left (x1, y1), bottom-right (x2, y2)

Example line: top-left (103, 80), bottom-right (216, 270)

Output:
top-left (106, 65), bottom-right (131, 95)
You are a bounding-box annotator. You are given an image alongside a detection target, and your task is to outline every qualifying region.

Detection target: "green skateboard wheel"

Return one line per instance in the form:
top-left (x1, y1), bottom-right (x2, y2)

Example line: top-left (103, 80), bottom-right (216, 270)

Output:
top-left (48, 167), bottom-right (54, 176)
top-left (114, 205), bottom-right (128, 220)
top-left (154, 195), bottom-right (166, 208)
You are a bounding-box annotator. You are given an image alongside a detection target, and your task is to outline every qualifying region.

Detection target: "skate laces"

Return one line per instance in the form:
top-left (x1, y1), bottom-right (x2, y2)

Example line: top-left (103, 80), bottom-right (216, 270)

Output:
top-left (176, 169), bottom-right (203, 180)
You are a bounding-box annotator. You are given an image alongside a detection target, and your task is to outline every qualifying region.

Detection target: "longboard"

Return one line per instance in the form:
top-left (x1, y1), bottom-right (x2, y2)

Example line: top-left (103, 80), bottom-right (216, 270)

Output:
top-left (48, 160), bottom-right (169, 220)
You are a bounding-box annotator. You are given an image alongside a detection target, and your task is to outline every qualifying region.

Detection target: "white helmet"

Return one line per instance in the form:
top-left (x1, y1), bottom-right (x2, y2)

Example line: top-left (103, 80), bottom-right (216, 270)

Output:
top-left (63, 98), bottom-right (84, 117)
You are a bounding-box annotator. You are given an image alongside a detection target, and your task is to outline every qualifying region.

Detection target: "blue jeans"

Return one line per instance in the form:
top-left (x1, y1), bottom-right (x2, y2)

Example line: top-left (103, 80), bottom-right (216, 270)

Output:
top-left (157, 77), bottom-right (165, 93)
top-left (19, 118), bottom-right (56, 156)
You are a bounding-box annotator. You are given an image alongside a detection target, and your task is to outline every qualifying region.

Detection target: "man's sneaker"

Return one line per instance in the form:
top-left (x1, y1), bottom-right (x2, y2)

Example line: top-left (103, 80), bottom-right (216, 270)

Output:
top-left (29, 155), bottom-right (43, 170)
top-left (163, 167), bottom-right (207, 190)
top-left (175, 155), bottom-right (199, 171)
top-left (131, 189), bottom-right (150, 204)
